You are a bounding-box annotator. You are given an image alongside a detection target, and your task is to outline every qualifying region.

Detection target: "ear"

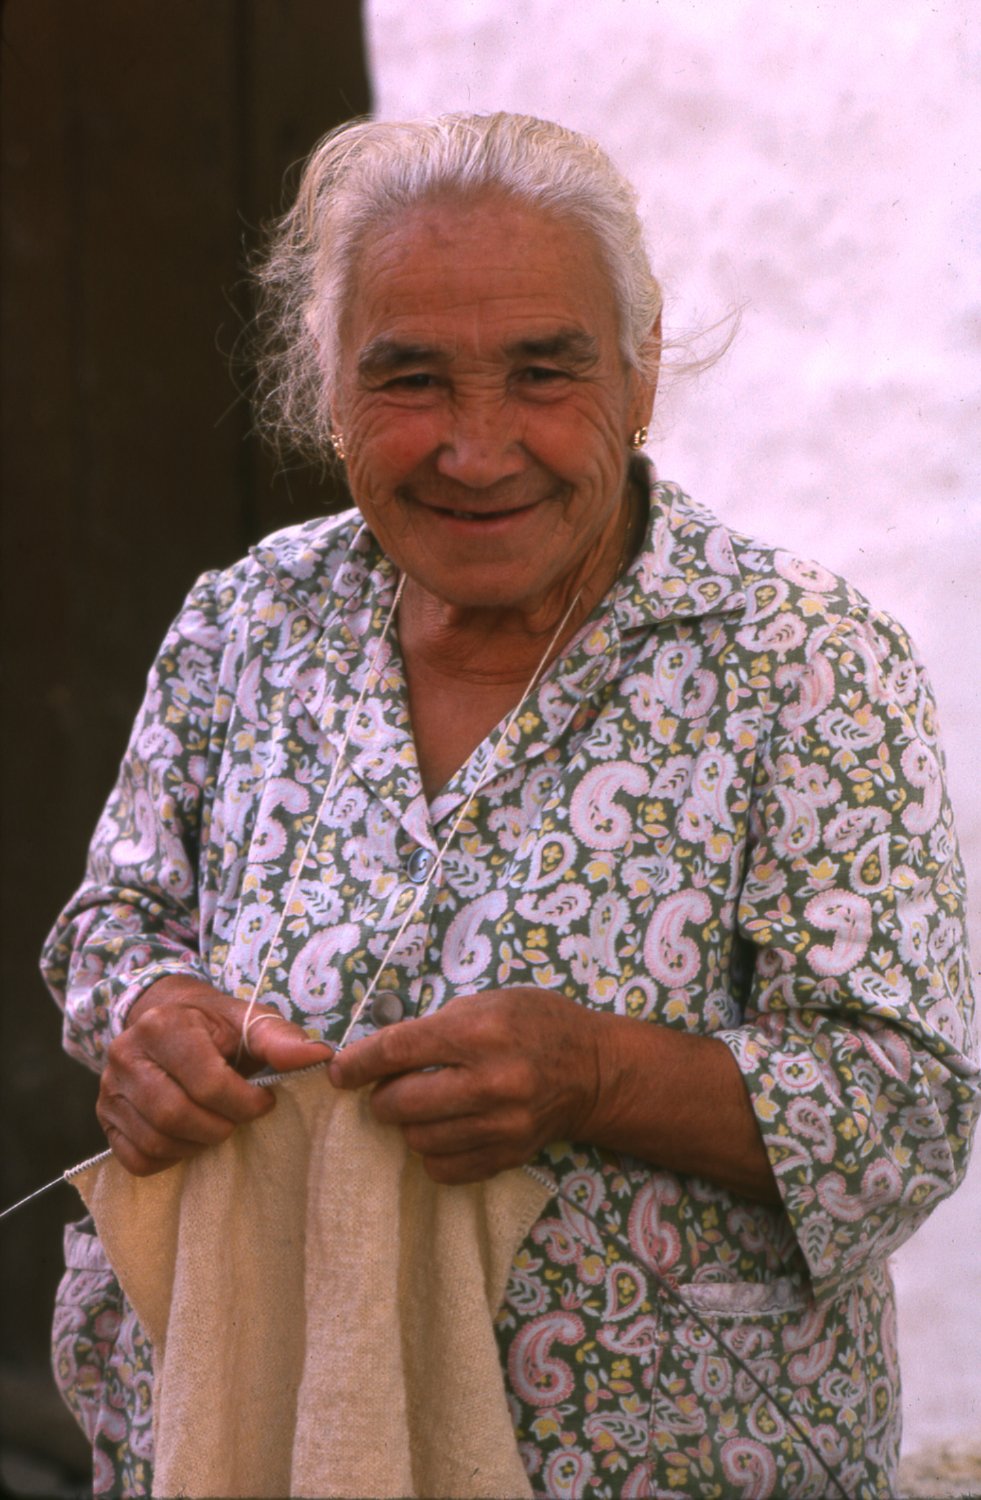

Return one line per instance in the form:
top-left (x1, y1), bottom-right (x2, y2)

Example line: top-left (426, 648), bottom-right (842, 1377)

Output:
top-left (629, 311), bottom-right (661, 430)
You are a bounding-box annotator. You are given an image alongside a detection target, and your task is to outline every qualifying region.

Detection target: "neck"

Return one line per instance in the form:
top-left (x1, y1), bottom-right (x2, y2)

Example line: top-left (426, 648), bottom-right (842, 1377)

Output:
top-left (397, 479), bottom-right (643, 687)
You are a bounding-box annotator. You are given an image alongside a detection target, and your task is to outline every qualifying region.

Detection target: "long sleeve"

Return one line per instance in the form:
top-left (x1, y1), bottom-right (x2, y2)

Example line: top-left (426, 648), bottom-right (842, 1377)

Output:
top-left (40, 571), bottom-right (227, 1073)
top-left (719, 603), bottom-right (979, 1301)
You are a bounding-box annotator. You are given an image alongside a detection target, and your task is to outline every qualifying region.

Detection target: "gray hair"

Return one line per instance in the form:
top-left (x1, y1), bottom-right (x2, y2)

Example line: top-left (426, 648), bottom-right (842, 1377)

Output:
top-left (254, 112), bottom-right (663, 462)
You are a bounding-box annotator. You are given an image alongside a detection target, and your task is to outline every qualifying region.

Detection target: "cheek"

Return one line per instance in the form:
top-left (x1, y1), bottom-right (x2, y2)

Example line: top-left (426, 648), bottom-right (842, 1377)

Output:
top-left (346, 406), bottom-right (443, 485)
top-left (533, 403), bottom-right (626, 485)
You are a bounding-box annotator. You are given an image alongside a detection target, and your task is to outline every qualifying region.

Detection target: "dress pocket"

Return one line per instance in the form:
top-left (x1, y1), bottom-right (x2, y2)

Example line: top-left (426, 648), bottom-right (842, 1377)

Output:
top-left (651, 1275), bottom-right (893, 1499)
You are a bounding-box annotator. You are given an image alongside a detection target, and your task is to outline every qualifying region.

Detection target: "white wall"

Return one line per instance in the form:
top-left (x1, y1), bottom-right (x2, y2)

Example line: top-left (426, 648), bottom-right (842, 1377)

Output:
top-left (366, 0), bottom-right (980, 1456)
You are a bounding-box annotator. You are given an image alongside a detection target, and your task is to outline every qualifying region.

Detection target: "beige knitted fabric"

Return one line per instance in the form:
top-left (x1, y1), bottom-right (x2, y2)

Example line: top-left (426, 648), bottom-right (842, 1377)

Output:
top-left (72, 1071), bottom-right (550, 1499)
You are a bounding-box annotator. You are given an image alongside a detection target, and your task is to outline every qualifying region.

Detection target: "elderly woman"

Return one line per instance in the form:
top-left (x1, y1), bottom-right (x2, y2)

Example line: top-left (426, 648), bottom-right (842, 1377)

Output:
top-left (44, 113), bottom-right (976, 1499)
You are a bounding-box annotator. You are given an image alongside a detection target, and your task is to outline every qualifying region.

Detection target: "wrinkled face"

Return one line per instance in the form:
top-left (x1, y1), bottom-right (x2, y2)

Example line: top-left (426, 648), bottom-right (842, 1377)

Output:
top-left (331, 193), bottom-right (655, 615)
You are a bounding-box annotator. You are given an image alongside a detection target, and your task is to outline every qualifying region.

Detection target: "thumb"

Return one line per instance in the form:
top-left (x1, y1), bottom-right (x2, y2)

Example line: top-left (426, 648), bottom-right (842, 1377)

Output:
top-left (238, 1006), bottom-right (333, 1074)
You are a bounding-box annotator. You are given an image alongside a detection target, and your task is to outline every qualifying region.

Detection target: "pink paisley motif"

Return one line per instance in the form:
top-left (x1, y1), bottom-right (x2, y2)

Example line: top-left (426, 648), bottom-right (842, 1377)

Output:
top-left (600, 1262), bottom-right (649, 1322)
top-left (720, 1436), bottom-right (778, 1499)
top-left (583, 1409), bottom-right (649, 1457)
top-left (684, 749), bottom-right (739, 833)
top-left (824, 805), bottom-right (889, 853)
top-left (788, 1333), bottom-right (837, 1386)
top-left (134, 720), bottom-right (184, 761)
top-left (790, 761), bottom-right (841, 805)
top-left (742, 576), bottom-right (789, 621)
top-left (561, 1168), bottom-right (606, 1216)
top-left (621, 1459), bottom-right (654, 1498)
top-left (745, 609), bottom-right (808, 659)
top-left (569, 762), bottom-right (650, 851)
top-left (516, 883), bottom-right (591, 934)
top-left (596, 1314), bottom-right (660, 1357)
top-left (782, 1302), bottom-right (826, 1354)
top-left (770, 787), bottom-right (819, 858)
top-left (849, 832), bottom-right (893, 894)
top-left (530, 1218), bottom-right (582, 1267)
top-left (901, 741), bottom-right (942, 835)
top-left (588, 892), bottom-right (629, 970)
top-left (542, 1446), bottom-right (596, 1499)
top-left (816, 707), bottom-right (885, 752)
top-left (507, 1311), bottom-right (584, 1407)
top-left (692, 1352), bottom-right (733, 1400)
top-left (441, 890), bottom-right (508, 984)
top-left (803, 891), bottom-right (872, 976)
top-left (649, 754), bottom-right (694, 804)
top-left (627, 1176), bottom-right (682, 1272)
top-left (816, 1159), bottom-right (902, 1222)
top-left (776, 653), bottom-right (836, 730)
top-left (785, 1097), bottom-right (836, 1163)
top-left (287, 923), bottom-right (360, 1012)
top-left (643, 889), bottom-right (712, 987)
top-left (520, 832), bottom-right (578, 890)
top-left (651, 639), bottom-right (701, 711)
top-left (774, 551), bottom-right (838, 594)
top-left (234, 655), bottom-right (265, 723)
top-left (109, 788), bottom-right (158, 867)
top-left (250, 777), bottom-right (311, 864)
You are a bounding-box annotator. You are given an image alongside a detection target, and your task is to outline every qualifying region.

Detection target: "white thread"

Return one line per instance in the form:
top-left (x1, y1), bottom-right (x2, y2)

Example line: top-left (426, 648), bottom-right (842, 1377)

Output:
top-left (240, 1009), bottom-right (287, 1059)
top-left (335, 585), bottom-right (585, 1049)
top-left (3, 571), bottom-right (585, 1204)
top-left (233, 572), bottom-right (406, 1067)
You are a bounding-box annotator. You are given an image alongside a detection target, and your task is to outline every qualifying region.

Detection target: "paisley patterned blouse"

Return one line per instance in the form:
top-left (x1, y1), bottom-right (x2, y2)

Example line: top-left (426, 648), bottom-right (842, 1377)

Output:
top-left (43, 480), bottom-right (978, 1499)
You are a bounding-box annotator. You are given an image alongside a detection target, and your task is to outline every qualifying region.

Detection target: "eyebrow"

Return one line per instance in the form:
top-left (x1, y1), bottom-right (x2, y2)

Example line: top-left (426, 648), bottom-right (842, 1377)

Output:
top-left (357, 340), bottom-right (442, 379)
top-left (503, 330), bottom-right (600, 367)
top-left (356, 328), bottom-right (600, 380)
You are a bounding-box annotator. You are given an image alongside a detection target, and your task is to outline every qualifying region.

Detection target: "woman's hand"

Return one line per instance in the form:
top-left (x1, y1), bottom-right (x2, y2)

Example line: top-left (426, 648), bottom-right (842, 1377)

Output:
top-left (329, 988), bottom-right (780, 1202)
top-left (97, 976), bottom-right (332, 1176)
top-left (328, 989), bottom-right (603, 1183)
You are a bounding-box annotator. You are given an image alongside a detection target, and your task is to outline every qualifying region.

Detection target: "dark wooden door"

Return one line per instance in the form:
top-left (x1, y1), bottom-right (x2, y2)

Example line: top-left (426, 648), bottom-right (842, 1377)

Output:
top-left (1, 0), bottom-right (370, 1473)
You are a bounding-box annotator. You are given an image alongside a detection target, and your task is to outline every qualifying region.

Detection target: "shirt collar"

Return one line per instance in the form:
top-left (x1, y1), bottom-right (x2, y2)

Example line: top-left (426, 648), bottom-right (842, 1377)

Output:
top-left (610, 465), bottom-right (747, 632)
top-left (249, 473), bottom-right (747, 638)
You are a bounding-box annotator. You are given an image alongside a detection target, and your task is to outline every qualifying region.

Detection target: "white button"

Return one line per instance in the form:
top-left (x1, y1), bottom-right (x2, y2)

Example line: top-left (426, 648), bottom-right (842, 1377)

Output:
top-left (406, 847), bottom-right (435, 884)
top-left (371, 990), bottom-right (404, 1027)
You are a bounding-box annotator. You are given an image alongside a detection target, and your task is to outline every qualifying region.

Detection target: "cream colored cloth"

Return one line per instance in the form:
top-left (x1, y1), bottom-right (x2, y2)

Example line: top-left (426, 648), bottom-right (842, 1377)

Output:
top-left (72, 1071), bottom-right (550, 1499)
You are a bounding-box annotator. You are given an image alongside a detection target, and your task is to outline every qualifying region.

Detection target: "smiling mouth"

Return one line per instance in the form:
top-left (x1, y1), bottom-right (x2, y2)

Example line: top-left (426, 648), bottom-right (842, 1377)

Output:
top-left (431, 500), bottom-right (539, 521)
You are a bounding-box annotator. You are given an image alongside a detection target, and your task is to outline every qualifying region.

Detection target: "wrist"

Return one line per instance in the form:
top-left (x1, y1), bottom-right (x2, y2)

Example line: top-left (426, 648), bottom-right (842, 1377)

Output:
top-left (574, 1008), bottom-right (622, 1144)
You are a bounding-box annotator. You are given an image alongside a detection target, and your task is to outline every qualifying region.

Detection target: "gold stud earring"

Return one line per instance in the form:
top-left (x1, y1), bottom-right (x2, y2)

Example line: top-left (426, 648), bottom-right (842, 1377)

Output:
top-left (629, 427), bottom-right (649, 450)
top-left (330, 431), bottom-right (346, 462)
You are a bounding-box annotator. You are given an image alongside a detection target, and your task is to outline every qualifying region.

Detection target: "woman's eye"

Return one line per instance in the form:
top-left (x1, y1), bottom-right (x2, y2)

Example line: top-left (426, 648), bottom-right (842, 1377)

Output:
top-left (385, 372), bottom-right (436, 390)
top-left (521, 366), bottom-right (565, 383)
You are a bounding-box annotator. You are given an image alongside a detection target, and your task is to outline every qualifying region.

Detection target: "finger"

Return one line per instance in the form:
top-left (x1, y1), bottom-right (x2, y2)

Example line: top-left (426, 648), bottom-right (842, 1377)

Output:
top-left (130, 1012), bottom-right (293, 1125)
top-left (240, 1011), bottom-right (333, 1075)
top-left (368, 1064), bottom-right (500, 1127)
top-left (101, 1065), bottom-right (263, 1152)
top-left (329, 1014), bottom-right (459, 1090)
top-left (102, 1122), bottom-right (190, 1177)
top-left (97, 1091), bottom-right (227, 1177)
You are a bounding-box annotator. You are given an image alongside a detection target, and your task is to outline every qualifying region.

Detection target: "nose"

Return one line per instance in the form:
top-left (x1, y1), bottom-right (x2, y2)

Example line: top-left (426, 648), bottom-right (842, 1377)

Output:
top-left (435, 399), bottom-right (525, 489)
